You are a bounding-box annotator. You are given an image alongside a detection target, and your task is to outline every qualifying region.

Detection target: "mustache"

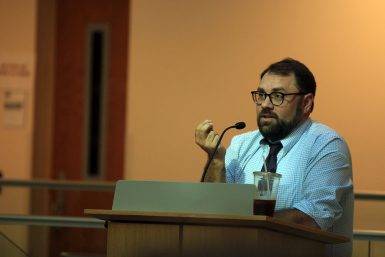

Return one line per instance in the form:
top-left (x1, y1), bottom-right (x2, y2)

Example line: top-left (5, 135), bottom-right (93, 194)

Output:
top-left (258, 110), bottom-right (278, 118)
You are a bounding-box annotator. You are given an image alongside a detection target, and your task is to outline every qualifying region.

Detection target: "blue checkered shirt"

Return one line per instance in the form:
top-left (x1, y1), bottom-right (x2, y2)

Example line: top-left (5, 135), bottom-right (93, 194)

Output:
top-left (225, 118), bottom-right (353, 257)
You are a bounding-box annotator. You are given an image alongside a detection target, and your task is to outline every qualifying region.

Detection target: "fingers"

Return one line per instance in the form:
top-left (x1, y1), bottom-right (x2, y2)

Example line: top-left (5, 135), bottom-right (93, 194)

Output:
top-left (207, 130), bottom-right (220, 146)
top-left (206, 130), bottom-right (214, 142)
top-left (195, 120), bottom-right (213, 143)
top-left (195, 120), bottom-right (220, 155)
top-left (195, 120), bottom-right (213, 136)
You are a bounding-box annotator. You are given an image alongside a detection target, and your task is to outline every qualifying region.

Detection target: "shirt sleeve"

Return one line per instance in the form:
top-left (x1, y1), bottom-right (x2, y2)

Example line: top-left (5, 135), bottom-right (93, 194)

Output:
top-left (225, 135), bottom-right (247, 184)
top-left (292, 136), bottom-right (353, 230)
top-left (225, 137), bottom-right (239, 183)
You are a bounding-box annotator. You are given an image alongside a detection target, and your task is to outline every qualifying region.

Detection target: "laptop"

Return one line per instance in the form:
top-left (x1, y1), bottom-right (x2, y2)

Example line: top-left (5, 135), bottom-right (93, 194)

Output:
top-left (112, 180), bottom-right (255, 215)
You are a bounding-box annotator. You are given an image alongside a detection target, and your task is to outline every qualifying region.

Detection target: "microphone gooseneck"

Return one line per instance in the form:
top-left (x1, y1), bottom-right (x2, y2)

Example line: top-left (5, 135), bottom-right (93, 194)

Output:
top-left (200, 122), bottom-right (246, 182)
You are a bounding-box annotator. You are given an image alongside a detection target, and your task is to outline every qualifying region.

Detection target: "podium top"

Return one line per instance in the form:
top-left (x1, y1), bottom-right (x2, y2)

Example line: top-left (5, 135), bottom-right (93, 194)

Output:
top-left (85, 209), bottom-right (349, 244)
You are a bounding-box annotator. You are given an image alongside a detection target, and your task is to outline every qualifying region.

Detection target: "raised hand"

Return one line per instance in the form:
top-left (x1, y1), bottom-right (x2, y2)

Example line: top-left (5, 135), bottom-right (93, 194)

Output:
top-left (195, 120), bottom-right (226, 160)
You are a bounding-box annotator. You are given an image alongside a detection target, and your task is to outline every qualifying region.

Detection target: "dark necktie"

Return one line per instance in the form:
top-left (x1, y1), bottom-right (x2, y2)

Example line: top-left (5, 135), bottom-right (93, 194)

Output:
top-left (261, 140), bottom-right (283, 173)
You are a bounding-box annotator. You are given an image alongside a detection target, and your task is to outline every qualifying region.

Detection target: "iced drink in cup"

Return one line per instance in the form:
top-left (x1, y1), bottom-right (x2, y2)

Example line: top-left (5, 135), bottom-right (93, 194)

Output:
top-left (252, 171), bottom-right (282, 216)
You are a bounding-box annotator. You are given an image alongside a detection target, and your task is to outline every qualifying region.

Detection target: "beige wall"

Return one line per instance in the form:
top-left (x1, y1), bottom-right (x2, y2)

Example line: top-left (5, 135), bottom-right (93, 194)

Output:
top-left (125, 0), bottom-right (385, 232)
top-left (0, 0), bottom-right (37, 251)
top-left (125, 0), bottom-right (385, 188)
top-left (0, 1), bottom-right (36, 177)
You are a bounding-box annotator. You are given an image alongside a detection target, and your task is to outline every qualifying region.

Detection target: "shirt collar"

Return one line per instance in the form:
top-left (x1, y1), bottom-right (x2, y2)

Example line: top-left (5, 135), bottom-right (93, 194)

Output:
top-left (281, 118), bottom-right (312, 156)
top-left (259, 118), bottom-right (312, 157)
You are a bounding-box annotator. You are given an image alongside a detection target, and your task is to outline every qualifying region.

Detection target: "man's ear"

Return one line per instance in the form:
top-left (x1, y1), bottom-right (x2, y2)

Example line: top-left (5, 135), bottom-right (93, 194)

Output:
top-left (303, 93), bottom-right (314, 113)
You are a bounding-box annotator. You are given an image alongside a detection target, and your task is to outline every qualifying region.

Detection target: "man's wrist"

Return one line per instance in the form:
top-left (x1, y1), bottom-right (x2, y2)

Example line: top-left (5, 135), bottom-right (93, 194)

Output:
top-left (211, 157), bottom-right (225, 166)
top-left (208, 148), bottom-right (226, 161)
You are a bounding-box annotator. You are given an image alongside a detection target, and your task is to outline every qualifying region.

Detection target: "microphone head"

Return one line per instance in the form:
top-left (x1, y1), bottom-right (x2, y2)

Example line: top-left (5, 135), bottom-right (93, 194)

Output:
top-left (234, 122), bottom-right (246, 129)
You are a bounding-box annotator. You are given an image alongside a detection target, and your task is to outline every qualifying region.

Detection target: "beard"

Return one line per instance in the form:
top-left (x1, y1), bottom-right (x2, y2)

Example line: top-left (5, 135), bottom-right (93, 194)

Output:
top-left (257, 104), bottom-right (303, 141)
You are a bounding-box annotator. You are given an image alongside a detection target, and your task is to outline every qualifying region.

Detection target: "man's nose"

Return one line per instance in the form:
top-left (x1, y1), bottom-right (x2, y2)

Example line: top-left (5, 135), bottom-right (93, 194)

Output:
top-left (261, 96), bottom-right (274, 109)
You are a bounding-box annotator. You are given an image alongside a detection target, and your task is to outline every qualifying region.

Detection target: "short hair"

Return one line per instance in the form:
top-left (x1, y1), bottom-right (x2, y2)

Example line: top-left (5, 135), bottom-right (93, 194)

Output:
top-left (260, 58), bottom-right (316, 96)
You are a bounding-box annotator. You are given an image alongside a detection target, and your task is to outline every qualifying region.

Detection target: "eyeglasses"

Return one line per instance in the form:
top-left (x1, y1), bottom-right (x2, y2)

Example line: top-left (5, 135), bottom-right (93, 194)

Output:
top-left (251, 91), bottom-right (307, 106)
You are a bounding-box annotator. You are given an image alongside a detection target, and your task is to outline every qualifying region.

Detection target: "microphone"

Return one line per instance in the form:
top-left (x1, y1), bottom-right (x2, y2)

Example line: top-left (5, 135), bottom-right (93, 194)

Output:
top-left (200, 122), bottom-right (246, 182)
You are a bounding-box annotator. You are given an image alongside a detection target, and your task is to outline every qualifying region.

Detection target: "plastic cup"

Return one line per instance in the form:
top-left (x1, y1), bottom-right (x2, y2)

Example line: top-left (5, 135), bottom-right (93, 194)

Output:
top-left (252, 171), bottom-right (282, 216)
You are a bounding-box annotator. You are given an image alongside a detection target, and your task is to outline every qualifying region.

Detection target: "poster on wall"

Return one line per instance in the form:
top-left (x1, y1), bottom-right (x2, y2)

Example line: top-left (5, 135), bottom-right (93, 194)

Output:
top-left (2, 90), bottom-right (26, 128)
top-left (0, 52), bottom-right (34, 129)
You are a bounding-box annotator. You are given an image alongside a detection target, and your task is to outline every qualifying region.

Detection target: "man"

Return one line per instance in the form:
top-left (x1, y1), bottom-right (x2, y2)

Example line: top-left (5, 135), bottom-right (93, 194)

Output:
top-left (195, 58), bottom-right (353, 257)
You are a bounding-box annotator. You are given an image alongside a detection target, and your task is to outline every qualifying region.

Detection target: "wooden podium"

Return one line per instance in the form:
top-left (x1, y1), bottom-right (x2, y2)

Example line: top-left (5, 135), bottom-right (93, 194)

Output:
top-left (85, 209), bottom-right (348, 257)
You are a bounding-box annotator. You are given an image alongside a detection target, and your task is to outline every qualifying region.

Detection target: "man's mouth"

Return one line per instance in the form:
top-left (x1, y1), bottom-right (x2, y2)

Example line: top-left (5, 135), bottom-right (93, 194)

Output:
top-left (261, 115), bottom-right (275, 118)
top-left (260, 116), bottom-right (275, 122)
top-left (259, 112), bottom-right (277, 124)
top-left (260, 112), bottom-right (277, 119)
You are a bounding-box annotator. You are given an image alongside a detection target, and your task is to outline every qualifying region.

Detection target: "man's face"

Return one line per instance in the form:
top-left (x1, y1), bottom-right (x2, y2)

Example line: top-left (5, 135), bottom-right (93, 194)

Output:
top-left (256, 72), bottom-right (308, 141)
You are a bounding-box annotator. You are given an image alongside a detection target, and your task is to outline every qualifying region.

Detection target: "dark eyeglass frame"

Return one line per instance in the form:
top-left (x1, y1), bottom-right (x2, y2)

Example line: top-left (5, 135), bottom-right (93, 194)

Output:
top-left (251, 91), bottom-right (307, 106)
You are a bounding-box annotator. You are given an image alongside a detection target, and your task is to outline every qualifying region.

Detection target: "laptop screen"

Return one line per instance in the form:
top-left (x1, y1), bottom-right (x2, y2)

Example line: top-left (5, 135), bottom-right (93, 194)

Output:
top-left (112, 180), bottom-right (255, 215)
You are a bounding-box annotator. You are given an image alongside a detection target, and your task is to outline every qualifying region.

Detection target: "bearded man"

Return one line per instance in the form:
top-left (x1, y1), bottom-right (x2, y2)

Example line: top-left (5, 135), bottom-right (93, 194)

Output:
top-left (195, 58), bottom-right (353, 257)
